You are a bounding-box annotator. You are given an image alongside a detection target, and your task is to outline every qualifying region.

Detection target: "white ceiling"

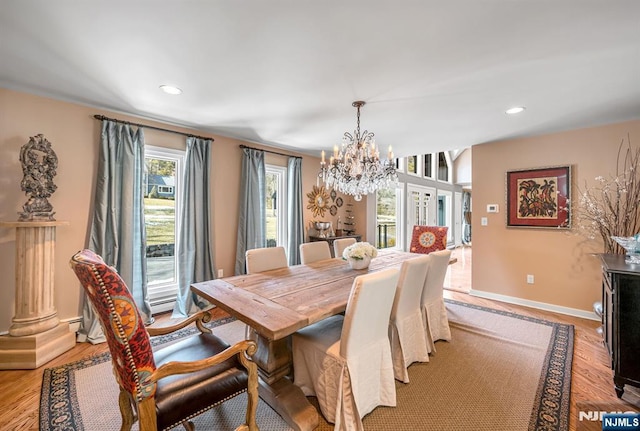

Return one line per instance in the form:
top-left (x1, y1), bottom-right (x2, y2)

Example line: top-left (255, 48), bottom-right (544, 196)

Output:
top-left (1, 1), bottom-right (639, 158)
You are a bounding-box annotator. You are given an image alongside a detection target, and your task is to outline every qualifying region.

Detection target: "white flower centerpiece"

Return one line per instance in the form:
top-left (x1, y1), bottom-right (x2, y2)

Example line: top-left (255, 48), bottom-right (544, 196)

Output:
top-left (342, 241), bottom-right (378, 270)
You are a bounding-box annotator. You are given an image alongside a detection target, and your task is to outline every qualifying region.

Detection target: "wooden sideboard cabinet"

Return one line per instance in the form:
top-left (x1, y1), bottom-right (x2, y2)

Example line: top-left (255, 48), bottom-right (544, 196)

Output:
top-left (599, 254), bottom-right (640, 398)
top-left (308, 234), bottom-right (361, 258)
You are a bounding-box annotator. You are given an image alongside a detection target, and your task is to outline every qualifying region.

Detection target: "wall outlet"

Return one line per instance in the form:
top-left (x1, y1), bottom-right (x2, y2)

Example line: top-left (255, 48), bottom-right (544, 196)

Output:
top-left (481, 217), bottom-right (488, 226)
top-left (217, 269), bottom-right (224, 278)
top-left (526, 274), bottom-right (534, 284)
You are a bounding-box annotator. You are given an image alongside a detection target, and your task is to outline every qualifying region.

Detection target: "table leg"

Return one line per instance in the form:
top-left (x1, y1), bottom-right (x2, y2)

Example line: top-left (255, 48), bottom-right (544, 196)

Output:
top-left (250, 331), bottom-right (319, 431)
top-left (251, 331), bottom-right (292, 384)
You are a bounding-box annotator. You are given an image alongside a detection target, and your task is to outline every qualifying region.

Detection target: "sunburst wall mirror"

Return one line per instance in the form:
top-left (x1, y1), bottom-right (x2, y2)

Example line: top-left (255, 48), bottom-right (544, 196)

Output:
top-left (306, 185), bottom-right (330, 218)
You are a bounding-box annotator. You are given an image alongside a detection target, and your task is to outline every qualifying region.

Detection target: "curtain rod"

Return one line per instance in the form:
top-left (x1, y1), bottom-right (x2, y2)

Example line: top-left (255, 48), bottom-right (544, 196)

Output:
top-left (93, 114), bottom-right (214, 142)
top-left (239, 144), bottom-right (302, 159)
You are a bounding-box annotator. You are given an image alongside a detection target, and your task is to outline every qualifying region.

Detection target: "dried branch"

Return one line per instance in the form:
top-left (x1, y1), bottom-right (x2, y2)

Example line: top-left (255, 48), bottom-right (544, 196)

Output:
top-left (574, 135), bottom-right (640, 253)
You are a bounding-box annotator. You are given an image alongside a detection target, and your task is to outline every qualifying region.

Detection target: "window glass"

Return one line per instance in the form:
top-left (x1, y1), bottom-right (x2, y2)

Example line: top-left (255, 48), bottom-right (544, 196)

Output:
top-left (407, 155), bottom-right (418, 175)
top-left (144, 146), bottom-right (184, 309)
top-left (438, 152), bottom-right (449, 182)
top-left (423, 153), bottom-right (433, 178)
top-left (266, 165), bottom-right (287, 247)
top-left (376, 188), bottom-right (397, 249)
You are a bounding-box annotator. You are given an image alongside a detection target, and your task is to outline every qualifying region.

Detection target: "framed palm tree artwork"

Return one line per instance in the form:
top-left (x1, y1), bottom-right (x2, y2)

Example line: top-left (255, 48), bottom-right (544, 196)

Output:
top-left (506, 165), bottom-right (571, 228)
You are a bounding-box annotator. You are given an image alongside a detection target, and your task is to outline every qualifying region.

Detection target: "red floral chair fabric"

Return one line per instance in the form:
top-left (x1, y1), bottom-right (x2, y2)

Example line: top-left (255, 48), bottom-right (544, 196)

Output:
top-left (70, 249), bottom-right (156, 400)
top-left (409, 225), bottom-right (448, 254)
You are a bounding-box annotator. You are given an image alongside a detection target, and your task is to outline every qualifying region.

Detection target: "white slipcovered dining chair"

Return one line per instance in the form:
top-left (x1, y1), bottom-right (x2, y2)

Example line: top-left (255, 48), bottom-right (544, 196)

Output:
top-left (245, 246), bottom-right (288, 274)
top-left (388, 255), bottom-right (431, 383)
top-left (300, 241), bottom-right (332, 264)
top-left (421, 249), bottom-right (452, 352)
top-left (244, 246), bottom-right (289, 339)
top-left (333, 237), bottom-right (357, 259)
top-left (292, 268), bottom-right (400, 431)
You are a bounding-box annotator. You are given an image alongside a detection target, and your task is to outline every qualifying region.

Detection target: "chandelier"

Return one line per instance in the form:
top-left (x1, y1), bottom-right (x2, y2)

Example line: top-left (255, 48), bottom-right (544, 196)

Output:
top-left (318, 101), bottom-right (398, 201)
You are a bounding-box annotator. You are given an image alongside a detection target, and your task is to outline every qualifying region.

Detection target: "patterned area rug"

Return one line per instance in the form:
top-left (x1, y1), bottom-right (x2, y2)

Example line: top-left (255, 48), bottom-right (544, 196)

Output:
top-left (40, 300), bottom-right (573, 430)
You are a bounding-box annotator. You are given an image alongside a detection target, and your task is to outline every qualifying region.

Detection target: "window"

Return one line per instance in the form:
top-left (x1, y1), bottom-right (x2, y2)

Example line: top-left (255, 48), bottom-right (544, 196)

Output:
top-left (370, 183), bottom-right (404, 251)
top-left (266, 165), bottom-right (288, 248)
top-left (437, 152), bottom-right (451, 183)
top-left (406, 155), bottom-right (420, 176)
top-left (423, 153), bottom-right (434, 179)
top-left (394, 157), bottom-right (404, 173)
top-left (144, 146), bottom-right (184, 311)
top-left (375, 188), bottom-right (397, 249)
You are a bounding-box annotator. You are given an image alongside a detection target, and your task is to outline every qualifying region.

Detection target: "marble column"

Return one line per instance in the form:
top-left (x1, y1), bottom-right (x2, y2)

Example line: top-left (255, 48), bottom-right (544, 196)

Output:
top-left (0, 221), bottom-right (75, 369)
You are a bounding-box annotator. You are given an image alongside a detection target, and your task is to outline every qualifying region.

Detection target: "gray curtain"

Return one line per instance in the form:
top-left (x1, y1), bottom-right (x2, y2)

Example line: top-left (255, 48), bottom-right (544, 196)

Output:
top-left (287, 156), bottom-right (304, 265)
top-left (78, 120), bottom-right (152, 344)
top-left (172, 137), bottom-right (215, 317)
top-left (235, 148), bottom-right (266, 275)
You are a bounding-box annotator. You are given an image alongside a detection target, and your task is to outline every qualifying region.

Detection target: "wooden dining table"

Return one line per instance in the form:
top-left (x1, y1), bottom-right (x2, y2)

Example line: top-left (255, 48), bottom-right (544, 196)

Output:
top-left (191, 248), bottom-right (425, 431)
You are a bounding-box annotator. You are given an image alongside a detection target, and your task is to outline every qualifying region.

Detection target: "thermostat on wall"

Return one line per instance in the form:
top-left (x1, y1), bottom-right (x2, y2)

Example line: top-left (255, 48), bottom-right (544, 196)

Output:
top-left (487, 204), bottom-right (499, 213)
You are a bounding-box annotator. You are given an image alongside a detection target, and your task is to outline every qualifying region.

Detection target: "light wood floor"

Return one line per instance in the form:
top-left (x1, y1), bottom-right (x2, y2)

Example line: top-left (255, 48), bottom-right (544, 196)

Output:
top-left (0, 246), bottom-right (634, 431)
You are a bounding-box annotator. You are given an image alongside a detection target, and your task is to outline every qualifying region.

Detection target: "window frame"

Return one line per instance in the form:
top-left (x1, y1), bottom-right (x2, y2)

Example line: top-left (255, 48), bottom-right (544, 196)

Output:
top-left (265, 164), bottom-right (288, 248)
top-left (436, 151), bottom-right (453, 184)
top-left (144, 145), bottom-right (185, 313)
top-left (373, 184), bottom-right (405, 250)
top-left (367, 182), bottom-right (405, 251)
top-left (394, 157), bottom-right (405, 173)
top-left (423, 153), bottom-right (436, 179)
top-left (405, 155), bottom-right (421, 177)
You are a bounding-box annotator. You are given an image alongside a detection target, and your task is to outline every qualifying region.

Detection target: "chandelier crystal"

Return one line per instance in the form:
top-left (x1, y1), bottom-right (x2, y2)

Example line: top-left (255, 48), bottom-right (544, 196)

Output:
top-left (318, 101), bottom-right (398, 201)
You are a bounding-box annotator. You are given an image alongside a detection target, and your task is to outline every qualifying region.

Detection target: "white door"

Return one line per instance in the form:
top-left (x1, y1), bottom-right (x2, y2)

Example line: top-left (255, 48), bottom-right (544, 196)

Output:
top-left (406, 184), bottom-right (437, 249)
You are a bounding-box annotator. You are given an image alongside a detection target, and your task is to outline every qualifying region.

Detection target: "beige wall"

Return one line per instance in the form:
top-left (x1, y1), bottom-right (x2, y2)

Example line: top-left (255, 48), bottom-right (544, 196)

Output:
top-left (3, 86), bottom-right (635, 329)
top-left (0, 88), bottom-right (367, 333)
top-left (472, 119), bottom-right (640, 313)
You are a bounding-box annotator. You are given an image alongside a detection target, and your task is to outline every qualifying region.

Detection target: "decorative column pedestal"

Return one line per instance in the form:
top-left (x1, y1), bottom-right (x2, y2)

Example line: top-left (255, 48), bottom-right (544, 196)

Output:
top-left (0, 221), bottom-right (75, 369)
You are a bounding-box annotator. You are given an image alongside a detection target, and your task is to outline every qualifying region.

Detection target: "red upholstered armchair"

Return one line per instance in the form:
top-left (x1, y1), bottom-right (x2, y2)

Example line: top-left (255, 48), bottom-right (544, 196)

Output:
top-left (69, 249), bottom-right (260, 431)
top-left (409, 225), bottom-right (448, 254)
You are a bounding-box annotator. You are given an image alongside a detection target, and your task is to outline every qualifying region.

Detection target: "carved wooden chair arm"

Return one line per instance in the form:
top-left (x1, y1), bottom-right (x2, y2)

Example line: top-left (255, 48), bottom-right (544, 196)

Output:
top-left (146, 309), bottom-right (214, 337)
top-left (143, 340), bottom-right (260, 431)
top-left (148, 339), bottom-right (258, 383)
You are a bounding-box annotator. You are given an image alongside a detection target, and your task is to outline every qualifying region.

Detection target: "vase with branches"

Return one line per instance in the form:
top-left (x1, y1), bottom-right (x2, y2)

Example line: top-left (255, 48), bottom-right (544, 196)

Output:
top-left (574, 135), bottom-right (640, 254)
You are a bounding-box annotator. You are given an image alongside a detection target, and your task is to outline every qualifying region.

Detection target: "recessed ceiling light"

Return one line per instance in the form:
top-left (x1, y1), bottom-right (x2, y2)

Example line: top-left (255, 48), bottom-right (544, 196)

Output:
top-left (505, 106), bottom-right (526, 115)
top-left (159, 85), bottom-right (182, 95)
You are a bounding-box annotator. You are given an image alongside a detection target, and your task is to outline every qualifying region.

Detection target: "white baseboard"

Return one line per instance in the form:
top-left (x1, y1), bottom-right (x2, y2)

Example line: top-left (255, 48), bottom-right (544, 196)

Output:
top-left (61, 316), bottom-right (83, 334)
top-left (55, 300), bottom-right (176, 337)
top-left (468, 289), bottom-right (600, 321)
